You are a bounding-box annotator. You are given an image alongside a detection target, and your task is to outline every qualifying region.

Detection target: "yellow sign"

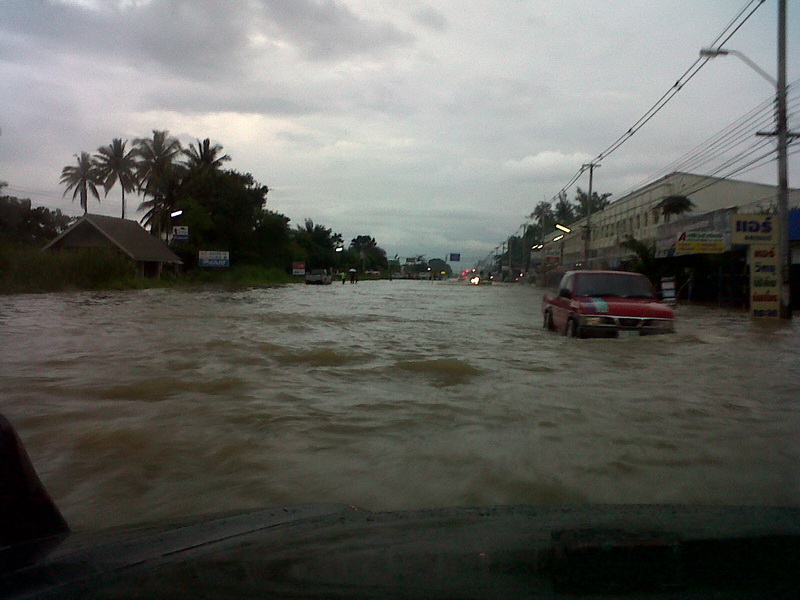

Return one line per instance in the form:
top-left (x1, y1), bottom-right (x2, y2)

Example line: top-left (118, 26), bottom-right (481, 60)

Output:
top-left (731, 214), bottom-right (778, 245)
top-left (675, 231), bottom-right (725, 255)
top-left (749, 244), bottom-right (780, 318)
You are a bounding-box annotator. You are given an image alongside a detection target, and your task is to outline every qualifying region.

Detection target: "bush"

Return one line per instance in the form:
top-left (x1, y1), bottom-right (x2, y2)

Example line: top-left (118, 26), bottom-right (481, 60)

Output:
top-left (0, 245), bottom-right (136, 294)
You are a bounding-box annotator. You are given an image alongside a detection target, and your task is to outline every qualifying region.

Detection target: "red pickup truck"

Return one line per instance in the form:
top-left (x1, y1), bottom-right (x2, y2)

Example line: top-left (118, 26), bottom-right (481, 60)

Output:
top-left (543, 270), bottom-right (675, 338)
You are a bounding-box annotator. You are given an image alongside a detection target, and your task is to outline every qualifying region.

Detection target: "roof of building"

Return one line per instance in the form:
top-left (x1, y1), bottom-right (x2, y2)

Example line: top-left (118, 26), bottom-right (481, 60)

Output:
top-left (44, 214), bottom-right (182, 264)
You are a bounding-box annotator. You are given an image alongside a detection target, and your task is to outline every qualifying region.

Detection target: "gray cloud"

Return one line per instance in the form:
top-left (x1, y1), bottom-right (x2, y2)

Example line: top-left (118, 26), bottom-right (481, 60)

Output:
top-left (255, 0), bottom-right (415, 61)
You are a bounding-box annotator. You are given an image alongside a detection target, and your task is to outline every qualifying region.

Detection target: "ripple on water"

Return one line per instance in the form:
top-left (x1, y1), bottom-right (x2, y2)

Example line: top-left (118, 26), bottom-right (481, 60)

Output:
top-left (393, 358), bottom-right (482, 387)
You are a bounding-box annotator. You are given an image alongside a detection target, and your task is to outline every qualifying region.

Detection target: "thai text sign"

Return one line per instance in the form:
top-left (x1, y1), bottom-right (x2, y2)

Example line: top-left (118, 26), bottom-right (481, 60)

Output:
top-left (731, 214), bottom-right (778, 245)
top-left (199, 250), bottom-right (230, 268)
top-left (292, 262), bottom-right (306, 276)
top-left (171, 225), bottom-right (189, 242)
top-left (675, 231), bottom-right (725, 255)
top-left (749, 245), bottom-right (780, 318)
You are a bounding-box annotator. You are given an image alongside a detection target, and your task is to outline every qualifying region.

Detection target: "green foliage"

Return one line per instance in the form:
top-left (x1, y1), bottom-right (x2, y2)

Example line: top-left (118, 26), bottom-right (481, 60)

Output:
top-left (292, 219), bottom-right (343, 270)
top-left (0, 244), bottom-right (134, 294)
top-left (658, 195), bottom-right (695, 216)
top-left (0, 196), bottom-right (72, 246)
top-left (60, 151), bottom-right (101, 213)
top-left (574, 186), bottom-right (612, 220)
top-left (181, 264), bottom-right (293, 287)
top-left (57, 130), bottom-right (389, 280)
top-left (620, 235), bottom-right (661, 284)
top-left (348, 235), bottom-right (388, 271)
top-left (94, 138), bottom-right (138, 219)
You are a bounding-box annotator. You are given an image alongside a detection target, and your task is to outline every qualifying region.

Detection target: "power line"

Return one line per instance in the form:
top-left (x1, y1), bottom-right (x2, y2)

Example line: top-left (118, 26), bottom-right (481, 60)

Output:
top-left (591, 0), bottom-right (767, 165)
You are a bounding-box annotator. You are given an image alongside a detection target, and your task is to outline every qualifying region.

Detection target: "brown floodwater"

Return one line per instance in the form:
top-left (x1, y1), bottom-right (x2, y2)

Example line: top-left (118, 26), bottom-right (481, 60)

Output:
top-left (1, 280), bottom-right (798, 530)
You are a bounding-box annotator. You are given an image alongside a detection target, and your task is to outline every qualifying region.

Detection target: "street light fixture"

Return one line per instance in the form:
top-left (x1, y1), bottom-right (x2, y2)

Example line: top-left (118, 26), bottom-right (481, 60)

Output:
top-left (553, 234), bottom-right (564, 242)
top-left (700, 2), bottom-right (791, 318)
top-left (699, 48), bottom-right (777, 86)
top-left (555, 223), bottom-right (571, 233)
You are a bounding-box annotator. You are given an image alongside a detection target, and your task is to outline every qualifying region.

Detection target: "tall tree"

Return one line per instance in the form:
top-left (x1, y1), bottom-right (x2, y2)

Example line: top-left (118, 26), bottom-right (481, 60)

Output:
top-left (94, 138), bottom-right (138, 219)
top-left (573, 186), bottom-right (612, 220)
top-left (293, 219), bottom-right (343, 270)
top-left (553, 191), bottom-right (575, 226)
top-left (134, 130), bottom-right (184, 235)
top-left (138, 164), bottom-right (183, 236)
top-left (183, 138), bottom-right (231, 173)
top-left (60, 152), bottom-right (101, 214)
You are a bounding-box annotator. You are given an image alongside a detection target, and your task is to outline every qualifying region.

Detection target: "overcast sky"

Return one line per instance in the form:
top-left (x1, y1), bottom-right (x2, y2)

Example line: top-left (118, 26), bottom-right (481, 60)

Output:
top-left (1, 0), bottom-right (798, 264)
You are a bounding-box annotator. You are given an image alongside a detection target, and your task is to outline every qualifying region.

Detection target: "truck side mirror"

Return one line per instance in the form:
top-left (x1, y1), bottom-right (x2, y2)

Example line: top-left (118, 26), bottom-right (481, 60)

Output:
top-left (558, 288), bottom-right (572, 299)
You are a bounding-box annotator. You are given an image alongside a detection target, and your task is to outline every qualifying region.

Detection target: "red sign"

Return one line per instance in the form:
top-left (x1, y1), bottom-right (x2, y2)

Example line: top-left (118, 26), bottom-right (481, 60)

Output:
top-left (292, 262), bottom-right (306, 276)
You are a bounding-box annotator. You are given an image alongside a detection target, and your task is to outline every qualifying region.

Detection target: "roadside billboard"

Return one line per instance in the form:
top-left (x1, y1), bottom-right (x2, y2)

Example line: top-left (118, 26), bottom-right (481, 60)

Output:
top-left (171, 225), bottom-right (189, 242)
top-left (199, 250), bottom-right (230, 268)
top-left (731, 213), bottom-right (778, 245)
top-left (749, 245), bottom-right (780, 318)
top-left (675, 231), bottom-right (725, 255)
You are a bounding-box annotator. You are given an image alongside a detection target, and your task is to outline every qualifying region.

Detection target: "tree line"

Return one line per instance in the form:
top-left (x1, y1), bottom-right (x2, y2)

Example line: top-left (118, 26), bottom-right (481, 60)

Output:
top-left (55, 131), bottom-right (387, 273)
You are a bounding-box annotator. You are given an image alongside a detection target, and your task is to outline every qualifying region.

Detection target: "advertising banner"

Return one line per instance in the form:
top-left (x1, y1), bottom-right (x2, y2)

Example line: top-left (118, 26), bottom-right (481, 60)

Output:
top-left (171, 225), bottom-right (189, 242)
top-left (731, 214), bottom-right (778, 245)
top-left (748, 245), bottom-right (780, 318)
top-left (449, 253), bottom-right (461, 262)
top-left (199, 250), bottom-right (230, 268)
top-left (675, 231), bottom-right (725, 255)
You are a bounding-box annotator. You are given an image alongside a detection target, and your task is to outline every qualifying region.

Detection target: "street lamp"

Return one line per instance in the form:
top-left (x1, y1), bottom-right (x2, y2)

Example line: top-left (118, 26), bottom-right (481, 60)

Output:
top-left (555, 223), bottom-right (571, 233)
top-left (699, 1), bottom-right (791, 318)
top-left (699, 48), bottom-right (777, 86)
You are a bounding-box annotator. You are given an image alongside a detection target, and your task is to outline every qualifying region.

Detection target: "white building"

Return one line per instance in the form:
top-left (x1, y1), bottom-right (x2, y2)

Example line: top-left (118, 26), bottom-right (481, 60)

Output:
top-left (540, 171), bottom-right (800, 269)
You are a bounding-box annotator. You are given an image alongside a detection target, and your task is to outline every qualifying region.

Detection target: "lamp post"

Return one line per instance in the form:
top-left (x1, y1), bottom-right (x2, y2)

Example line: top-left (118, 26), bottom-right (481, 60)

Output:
top-left (581, 162), bottom-right (600, 267)
top-left (699, 0), bottom-right (791, 318)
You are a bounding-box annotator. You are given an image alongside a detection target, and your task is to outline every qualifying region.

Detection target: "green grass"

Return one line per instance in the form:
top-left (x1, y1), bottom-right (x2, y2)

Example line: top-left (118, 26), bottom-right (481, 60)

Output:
top-left (0, 244), bottom-right (136, 294)
top-left (0, 244), bottom-right (294, 294)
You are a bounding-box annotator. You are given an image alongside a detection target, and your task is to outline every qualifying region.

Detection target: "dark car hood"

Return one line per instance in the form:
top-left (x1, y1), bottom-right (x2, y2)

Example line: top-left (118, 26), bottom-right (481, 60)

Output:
top-left (3, 505), bottom-right (799, 599)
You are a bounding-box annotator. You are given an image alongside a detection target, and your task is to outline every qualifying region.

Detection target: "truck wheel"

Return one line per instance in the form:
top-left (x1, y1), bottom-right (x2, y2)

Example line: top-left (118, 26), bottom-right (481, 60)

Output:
top-left (565, 318), bottom-right (582, 338)
top-left (543, 310), bottom-right (555, 331)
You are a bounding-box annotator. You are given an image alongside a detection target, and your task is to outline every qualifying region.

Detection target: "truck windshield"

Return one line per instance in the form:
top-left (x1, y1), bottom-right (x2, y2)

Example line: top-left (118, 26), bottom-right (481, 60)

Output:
top-left (574, 273), bottom-right (655, 298)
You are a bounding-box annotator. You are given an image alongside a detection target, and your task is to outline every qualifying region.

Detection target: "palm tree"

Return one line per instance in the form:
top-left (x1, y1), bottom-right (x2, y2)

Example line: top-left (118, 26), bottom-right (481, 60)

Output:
top-left (138, 164), bottom-right (183, 236)
top-left (553, 191), bottom-right (575, 226)
top-left (658, 194), bottom-right (695, 217)
top-left (60, 152), bottom-right (101, 214)
top-left (94, 138), bottom-right (138, 219)
top-left (134, 130), bottom-right (184, 235)
top-left (183, 138), bottom-right (230, 173)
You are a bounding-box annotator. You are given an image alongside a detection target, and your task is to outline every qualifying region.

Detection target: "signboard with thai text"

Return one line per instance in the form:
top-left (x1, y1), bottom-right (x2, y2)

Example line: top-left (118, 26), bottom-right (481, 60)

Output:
top-left (675, 231), bottom-right (725, 255)
top-left (748, 245), bottom-right (780, 318)
top-left (731, 214), bottom-right (778, 245)
top-left (449, 253), bottom-right (461, 262)
top-left (292, 262), bottom-right (306, 276)
top-left (171, 225), bottom-right (189, 242)
top-left (199, 250), bottom-right (229, 268)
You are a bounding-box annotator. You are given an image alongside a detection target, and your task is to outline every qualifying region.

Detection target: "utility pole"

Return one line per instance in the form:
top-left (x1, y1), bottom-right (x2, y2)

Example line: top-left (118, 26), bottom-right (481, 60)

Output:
top-left (582, 162), bottom-right (600, 267)
top-left (776, 0), bottom-right (790, 318)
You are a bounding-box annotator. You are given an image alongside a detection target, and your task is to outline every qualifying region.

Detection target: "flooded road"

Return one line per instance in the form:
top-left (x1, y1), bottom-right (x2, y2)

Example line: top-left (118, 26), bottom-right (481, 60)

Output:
top-left (1, 280), bottom-right (799, 530)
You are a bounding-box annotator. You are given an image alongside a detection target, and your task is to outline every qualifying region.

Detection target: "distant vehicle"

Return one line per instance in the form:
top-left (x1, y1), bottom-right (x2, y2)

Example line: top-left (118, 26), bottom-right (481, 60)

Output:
top-left (305, 269), bottom-right (332, 285)
top-left (543, 270), bottom-right (675, 338)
